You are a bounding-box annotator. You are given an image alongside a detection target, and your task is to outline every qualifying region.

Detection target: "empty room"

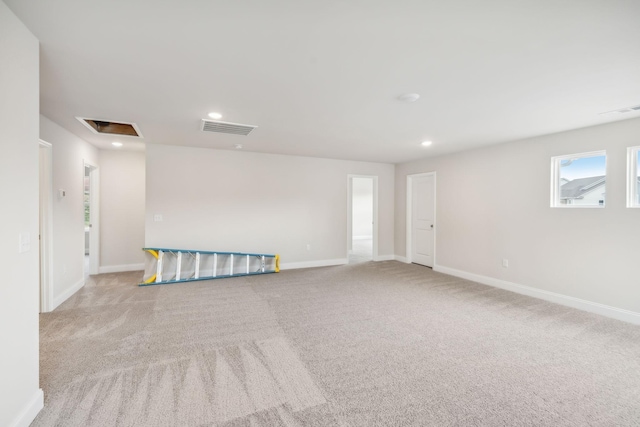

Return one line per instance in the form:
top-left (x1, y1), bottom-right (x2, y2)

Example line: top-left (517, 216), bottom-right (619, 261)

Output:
top-left (2, 1), bottom-right (640, 426)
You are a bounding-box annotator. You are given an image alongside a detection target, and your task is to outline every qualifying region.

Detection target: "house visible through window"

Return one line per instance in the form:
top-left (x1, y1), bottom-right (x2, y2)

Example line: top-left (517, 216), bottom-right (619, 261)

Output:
top-left (551, 151), bottom-right (606, 208)
top-left (628, 146), bottom-right (640, 208)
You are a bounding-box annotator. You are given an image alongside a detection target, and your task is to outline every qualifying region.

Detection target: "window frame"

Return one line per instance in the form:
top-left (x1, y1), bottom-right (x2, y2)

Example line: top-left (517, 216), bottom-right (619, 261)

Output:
top-left (550, 150), bottom-right (607, 208)
top-left (627, 146), bottom-right (640, 208)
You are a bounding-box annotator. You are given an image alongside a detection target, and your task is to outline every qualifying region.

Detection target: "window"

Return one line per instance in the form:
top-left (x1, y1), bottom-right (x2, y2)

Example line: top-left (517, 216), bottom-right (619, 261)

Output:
top-left (628, 146), bottom-right (640, 208)
top-left (551, 151), bottom-right (606, 208)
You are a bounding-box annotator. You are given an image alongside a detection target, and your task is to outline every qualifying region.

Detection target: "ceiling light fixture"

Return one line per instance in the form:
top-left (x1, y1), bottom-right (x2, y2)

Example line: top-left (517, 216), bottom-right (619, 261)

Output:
top-left (208, 112), bottom-right (223, 119)
top-left (398, 93), bottom-right (420, 102)
top-left (421, 141), bottom-right (433, 147)
top-left (112, 142), bottom-right (123, 147)
top-left (234, 144), bottom-right (243, 149)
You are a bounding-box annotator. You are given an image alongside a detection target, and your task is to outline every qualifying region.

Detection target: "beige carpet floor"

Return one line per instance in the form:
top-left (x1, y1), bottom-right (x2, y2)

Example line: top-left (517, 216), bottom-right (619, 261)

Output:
top-left (348, 239), bottom-right (372, 264)
top-left (34, 261), bottom-right (640, 426)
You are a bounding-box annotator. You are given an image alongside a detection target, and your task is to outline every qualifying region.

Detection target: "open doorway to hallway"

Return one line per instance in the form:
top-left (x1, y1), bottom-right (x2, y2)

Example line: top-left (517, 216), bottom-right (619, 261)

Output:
top-left (348, 175), bottom-right (377, 264)
top-left (84, 166), bottom-right (90, 277)
top-left (84, 161), bottom-right (99, 277)
top-left (39, 140), bottom-right (53, 312)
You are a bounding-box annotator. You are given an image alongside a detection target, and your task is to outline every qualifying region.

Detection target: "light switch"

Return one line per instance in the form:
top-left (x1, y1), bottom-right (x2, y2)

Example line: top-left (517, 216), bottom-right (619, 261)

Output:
top-left (153, 214), bottom-right (163, 222)
top-left (19, 232), bottom-right (30, 253)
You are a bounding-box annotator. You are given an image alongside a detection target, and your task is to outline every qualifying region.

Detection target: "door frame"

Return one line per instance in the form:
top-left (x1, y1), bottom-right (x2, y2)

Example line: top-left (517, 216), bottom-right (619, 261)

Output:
top-left (39, 140), bottom-right (54, 312)
top-left (84, 160), bottom-right (100, 275)
top-left (347, 174), bottom-right (379, 260)
top-left (406, 172), bottom-right (436, 265)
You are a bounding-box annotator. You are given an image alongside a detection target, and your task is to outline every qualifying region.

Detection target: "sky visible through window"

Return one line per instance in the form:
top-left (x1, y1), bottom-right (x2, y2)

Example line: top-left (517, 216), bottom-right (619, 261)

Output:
top-left (560, 155), bottom-right (606, 181)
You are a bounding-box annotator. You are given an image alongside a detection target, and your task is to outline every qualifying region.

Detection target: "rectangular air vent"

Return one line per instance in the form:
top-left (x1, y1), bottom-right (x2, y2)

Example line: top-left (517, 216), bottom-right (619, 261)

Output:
top-left (599, 105), bottom-right (640, 115)
top-left (201, 119), bottom-right (257, 136)
top-left (76, 117), bottom-right (143, 138)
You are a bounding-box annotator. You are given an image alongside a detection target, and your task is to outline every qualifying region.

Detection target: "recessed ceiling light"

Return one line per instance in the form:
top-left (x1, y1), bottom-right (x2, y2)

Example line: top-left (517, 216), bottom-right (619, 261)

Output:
top-left (234, 144), bottom-right (243, 150)
top-left (398, 93), bottom-right (420, 102)
top-left (421, 141), bottom-right (433, 147)
top-left (112, 142), bottom-right (123, 147)
top-left (208, 112), bottom-right (223, 119)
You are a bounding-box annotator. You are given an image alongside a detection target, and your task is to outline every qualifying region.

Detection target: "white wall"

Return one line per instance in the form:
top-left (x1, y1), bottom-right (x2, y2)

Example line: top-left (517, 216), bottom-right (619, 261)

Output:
top-left (40, 115), bottom-right (99, 307)
top-left (352, 177), bottom-right (373, 239)
top-left (99, 150), bottom-right (145, 272)
top-left (395, 117), bottom-right (640, 316)
top-left (146, 145), bottom-right (394, 268)
top-left (0, 2), bottom-right (43, 426)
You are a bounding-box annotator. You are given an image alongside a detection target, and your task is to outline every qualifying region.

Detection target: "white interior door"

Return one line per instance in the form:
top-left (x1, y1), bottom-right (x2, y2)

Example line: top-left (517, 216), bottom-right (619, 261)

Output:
top-left (411, 174), bottom-right (435, 267)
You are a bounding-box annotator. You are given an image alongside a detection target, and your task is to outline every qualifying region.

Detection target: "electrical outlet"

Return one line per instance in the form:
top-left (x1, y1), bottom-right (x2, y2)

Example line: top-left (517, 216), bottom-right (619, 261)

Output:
top-left (502, 259), bottom-right (509, 268)
top-left (153, 214), bottom-right (163, 222)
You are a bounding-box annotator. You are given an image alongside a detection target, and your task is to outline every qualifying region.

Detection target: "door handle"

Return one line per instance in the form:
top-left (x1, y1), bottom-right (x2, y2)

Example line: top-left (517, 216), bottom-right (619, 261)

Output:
top-left (430, 224), bottom-right (433, 228)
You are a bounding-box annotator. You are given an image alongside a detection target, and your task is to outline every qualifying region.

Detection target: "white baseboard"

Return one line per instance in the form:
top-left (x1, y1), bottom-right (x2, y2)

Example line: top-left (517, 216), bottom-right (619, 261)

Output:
top-left (52, 277), bottom-right (85, 310)
top-left (373, 254), bottom-right (395, 261)
top-left (9, 388), bottom-right (43, 427)
top-left (280, 258), bottom-right (347, 270)
top-left (98, 263), bottom-right (144, 274)
top-left (394, 255), bottom-right (409, 263)
top-left (353, 235), bottom-right (373, 240)
top-left (434, 264), bottom-right (640, 325)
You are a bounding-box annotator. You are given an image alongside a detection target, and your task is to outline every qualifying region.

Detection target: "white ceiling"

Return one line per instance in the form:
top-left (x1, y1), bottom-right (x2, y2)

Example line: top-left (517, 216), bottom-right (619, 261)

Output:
top-left (6, 0), bottom-right (640, 163)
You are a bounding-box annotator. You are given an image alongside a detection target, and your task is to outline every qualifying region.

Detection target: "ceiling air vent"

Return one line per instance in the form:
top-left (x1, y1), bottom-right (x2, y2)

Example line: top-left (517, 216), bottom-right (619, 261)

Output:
top-left (599, 105), bottom-right (640, 115)
top-left (201, 119), bottom-right (257, 136)
top-left (76, 117), bottom-right (143, 138)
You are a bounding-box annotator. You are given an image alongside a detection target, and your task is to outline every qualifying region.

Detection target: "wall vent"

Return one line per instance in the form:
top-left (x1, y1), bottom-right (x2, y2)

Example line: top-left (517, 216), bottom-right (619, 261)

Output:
top-left (201, 119), bottom-right (257, 136)
top-left (76, 117), bottom-right (143, 138)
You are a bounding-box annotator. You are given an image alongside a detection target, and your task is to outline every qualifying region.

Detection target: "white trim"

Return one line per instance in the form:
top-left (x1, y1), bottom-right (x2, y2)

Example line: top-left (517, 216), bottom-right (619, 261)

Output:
top-left (406, 172), bottom-right (436, 266)
top-left (52, 278), bottom-right (85, 310)
top-left (98, 263), bottom-right (145, 274)
top-left (373, 254), bottom-right (395, 261)
top-left (347, 174), bottom-right (379, 261)
top-left (434, 264), bottom-right (640, 325)
top-left (394, 255), bottom-right (409, 263)
top-left (627, 146), bottom-right (640, 208)
top-left (39, 140), bottom-right (54, 312)
top-left (353, 235), bottom-right (373, 240)
top-left (280, 258), bottom-right (347, 270)
top-left (8, 389), bottom-right (43, 427)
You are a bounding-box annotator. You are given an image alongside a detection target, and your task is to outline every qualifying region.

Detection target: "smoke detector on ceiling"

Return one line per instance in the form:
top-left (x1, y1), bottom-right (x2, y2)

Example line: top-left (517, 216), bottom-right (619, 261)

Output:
top-left (201, 119), bottom-right (257, 136)
top-left (398, 93), bottom-right (420, 102)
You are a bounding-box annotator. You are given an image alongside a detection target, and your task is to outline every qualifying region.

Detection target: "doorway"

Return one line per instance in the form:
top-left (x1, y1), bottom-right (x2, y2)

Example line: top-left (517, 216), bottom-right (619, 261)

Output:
top-left (406, 172), bottom-right (436, 267)
top-left (39, 140), bottom-right (53, 312)
top-left (84, 161), bottom-right (100, 276)
top-left (347, 175), bottom-right (378, 264)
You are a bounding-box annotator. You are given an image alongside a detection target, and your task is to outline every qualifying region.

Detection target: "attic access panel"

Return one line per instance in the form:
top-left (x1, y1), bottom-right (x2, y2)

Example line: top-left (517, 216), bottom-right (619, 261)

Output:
top-left (76, 117), bottom-right (143, 138)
